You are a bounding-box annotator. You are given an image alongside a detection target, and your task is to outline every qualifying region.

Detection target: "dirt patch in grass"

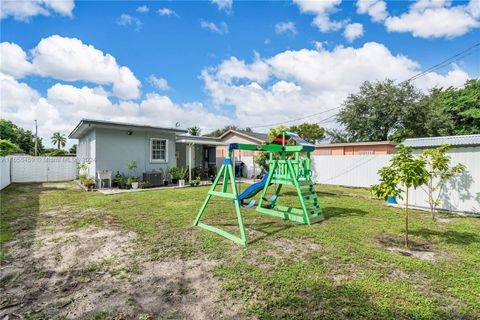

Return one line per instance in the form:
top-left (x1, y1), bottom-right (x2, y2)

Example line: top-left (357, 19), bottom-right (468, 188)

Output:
top-left (1, 205), bottom-right (238, 319)
top-left (377, 233), bottom-right (440, 262)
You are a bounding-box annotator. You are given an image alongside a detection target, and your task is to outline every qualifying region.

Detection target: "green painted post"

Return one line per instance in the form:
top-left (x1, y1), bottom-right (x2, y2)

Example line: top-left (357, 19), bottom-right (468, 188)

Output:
top-left (287, 160), bottom-right (310, 225)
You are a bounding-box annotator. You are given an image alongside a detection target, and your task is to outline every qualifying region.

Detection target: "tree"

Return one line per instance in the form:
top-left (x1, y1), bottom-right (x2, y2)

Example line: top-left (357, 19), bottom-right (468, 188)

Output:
top-left (51, 132), bottom-right (66, 149)
top-left (371, 145), bottom-right (428, 247)
top-left (421, 145), bottom-right (465, 219)
top-left (69, 144), bottom-right (77, 154)
top-left (205, 125), bottom-right (240, 137)
top-left (325, 128), bottom-right (349, 143)
top-left (0, 119), bottom-right (20, 142)
top-left (48, 149), bottom-right (68, 156)
top-left (0, 119), bottom-right (44, 155)
top-left (187, 126), bottom-right (202, 136)
top-left (0, 139), bottom-right (21, 156)
top-left (337, 79), bottom-right (424, 142)
top-left (288, 123), bottom-right (325, 144)
top-left (432, 79), bottom-right (480, 136)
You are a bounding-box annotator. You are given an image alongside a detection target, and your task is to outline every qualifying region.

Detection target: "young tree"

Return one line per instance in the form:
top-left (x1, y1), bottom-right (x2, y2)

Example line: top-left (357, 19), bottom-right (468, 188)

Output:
top-left (371, 145), bottom-right (428, 247)
top-left (69, 144), bottom-right (77, 154)
top-left (288, 123), bottom-right (325, 144)
top-left (51, 132), bottom-right (67, 149)
top-left (187, 126), bottom-right (202, 136)
top-left (421, 145), bottom-right (465, 219)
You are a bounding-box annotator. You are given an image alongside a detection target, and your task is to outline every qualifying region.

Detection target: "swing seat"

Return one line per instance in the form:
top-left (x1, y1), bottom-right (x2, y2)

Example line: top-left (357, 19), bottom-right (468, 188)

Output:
top-left (263, 195), bottom-right (277, 203)
top-left (232, 199), bottom-right (257, 208)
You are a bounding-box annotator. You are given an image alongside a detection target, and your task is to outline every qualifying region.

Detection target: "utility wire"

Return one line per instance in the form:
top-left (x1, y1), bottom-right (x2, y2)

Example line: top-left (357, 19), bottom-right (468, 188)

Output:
top-left (202, 42), bottom-right (480, 132)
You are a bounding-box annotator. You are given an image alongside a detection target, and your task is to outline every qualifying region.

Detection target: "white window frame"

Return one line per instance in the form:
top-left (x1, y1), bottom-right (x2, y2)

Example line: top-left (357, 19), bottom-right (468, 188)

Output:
top-left (150, 138), bottom-right (168, 163)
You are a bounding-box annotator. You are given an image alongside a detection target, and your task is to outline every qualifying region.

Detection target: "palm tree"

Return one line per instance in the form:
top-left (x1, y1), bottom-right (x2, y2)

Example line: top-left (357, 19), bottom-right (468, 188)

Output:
top-left (187, 126), bottom-right (202, 136)
top-left (51, 132), bottom-right (66, 150)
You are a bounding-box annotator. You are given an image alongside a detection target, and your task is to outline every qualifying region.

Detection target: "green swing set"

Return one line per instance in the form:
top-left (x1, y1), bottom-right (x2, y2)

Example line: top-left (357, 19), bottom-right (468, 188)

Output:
top-left (193, 131), bottom-right (324, 245)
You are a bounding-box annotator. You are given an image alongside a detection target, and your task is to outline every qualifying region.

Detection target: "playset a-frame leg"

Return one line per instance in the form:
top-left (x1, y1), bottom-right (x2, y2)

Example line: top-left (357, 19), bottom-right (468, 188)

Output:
top-left (194, 159), bottom-right (247, 246)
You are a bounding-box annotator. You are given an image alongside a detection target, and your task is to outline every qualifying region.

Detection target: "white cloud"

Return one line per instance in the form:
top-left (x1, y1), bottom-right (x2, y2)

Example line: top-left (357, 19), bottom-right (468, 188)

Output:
top-left (116, 14), bottom-right (142, 31)
top-left (136, 5), bottom-right (149, 13)
top-left (215, 55), bottom-right (270, 83)
top-left (201, 42), bottom-right (471, 127)
top-left (343, 23), bottom-right (364, 42)
top-left (0, 42), bottom-right (34, 78)
top-left (384, 0), bottom-right (480, 38)
top-left (0, 36), bottom-right (141, 100)
top-left (148, 75), bottom-right (170, 90)
top-left (275, 21), bottom-right (297, 35)
top-left (157, 8), bottom-right (178, 17)
top-left (356, 0), bottom-right (388, 22)
top-left (200, 20), bottom-right (229, 34)
top-left (211, 0), bottom-right (233, 12)
top-left (0, 73), bottom-right (230, 147)
top-left (0, 0), bottom-right (75, 21)
top-left (357, 0), bottom-right (480, 38)
top-left (293, 0), bottom-right (344, 32)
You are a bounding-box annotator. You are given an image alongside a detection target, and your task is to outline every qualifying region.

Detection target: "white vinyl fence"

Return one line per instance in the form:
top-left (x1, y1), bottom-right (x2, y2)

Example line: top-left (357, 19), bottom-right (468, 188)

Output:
top-left (230, 151), bottom-right (479, 215)
top-left (1, 157), bottom-right (12, 190)
top-left (0, 156), bottom-right (77, 187)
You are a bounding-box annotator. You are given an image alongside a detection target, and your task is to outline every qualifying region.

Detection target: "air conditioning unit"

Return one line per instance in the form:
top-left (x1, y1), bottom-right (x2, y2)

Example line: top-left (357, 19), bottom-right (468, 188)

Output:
top-left (143, 171), bottom-right (163, 186)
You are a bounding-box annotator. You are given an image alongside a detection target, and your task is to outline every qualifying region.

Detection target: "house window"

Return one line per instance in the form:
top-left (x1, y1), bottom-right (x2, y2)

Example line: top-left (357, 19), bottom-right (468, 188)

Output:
top-left (150, 138), bottom-right (168, 162)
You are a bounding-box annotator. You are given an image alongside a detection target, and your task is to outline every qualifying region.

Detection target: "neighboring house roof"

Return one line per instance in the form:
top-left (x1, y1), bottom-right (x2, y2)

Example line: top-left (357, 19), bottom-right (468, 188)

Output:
top-left (69, 119), bottom-right (188, 139)
top-left (176, 135), bottom-right (227, 146)
top-left (219, 129), bottom-right (268, 143)
top-left (315, 141), bottom-right (396, 148)
top-left (403, 134), bottom-right (480, 148)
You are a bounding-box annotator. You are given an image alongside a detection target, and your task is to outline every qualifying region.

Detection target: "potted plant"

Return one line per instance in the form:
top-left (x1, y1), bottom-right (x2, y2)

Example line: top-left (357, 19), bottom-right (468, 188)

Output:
top-left (113, 171), bottom-right (122, 187)
top-left (131, 177), bottom-right (139, 189)
top-left (194, 176), bottom-right (201, 186)
top-left (178, 167), bottom-right (189, 187)
top-left (163, 167), bottom-right (169, 186)
top-left (126, 160), bottom-right (138, 188)
top-left (169, 167), bottom-right (180, 184)
top-left (83, 177), bottom-right (95, 191)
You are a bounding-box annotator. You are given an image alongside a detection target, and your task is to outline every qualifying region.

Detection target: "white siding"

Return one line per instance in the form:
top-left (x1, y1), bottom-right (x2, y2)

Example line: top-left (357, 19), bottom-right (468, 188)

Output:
top-left (311, 155), bottom-right (391, 188)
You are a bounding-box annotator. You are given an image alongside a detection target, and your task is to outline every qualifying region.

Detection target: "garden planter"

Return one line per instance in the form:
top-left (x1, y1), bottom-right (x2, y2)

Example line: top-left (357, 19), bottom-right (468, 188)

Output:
top-left (172, 178), bottom-right (178, 184)
top-left (164, 180), bottom-right (169, 186)
top-left (178, 179), bottom-right (185, 187)
top-left (131, 182), bottom-right (139, 189)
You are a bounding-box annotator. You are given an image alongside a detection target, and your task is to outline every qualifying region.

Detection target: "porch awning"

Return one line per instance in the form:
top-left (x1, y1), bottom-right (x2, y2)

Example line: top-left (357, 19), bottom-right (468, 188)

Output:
top-left (176, 136), bottom-right (227, 146)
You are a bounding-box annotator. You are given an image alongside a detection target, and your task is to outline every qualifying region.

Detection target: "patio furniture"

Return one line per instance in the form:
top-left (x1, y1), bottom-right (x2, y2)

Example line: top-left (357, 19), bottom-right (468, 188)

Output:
top-left (97, 170), bottom-right (112, 189)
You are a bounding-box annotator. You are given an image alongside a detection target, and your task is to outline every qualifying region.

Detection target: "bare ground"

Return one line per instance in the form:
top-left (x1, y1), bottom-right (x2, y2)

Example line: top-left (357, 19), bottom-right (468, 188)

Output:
top-left (0, 203), bottom-right (239, 319)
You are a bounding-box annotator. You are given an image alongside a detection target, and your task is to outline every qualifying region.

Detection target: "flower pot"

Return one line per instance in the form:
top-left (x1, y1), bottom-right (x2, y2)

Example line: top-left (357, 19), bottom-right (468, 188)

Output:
top-left (132, 182), bottom-right (139, 189)
top-left (164, 180), bottom-right (169, 186)
top-left (172, 178), bottom-right (178, 184)
top-left (178, 179), bottom-right (185, 187)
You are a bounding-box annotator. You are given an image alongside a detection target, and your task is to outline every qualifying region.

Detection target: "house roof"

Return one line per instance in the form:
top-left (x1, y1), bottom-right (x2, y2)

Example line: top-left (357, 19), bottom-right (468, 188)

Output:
top-left (69, 119), bottom-right (188, 139)
top-left (219, 129), bottom-right (268, 143)
top-left (315, 141), bottom-right (396, 148)
top-left (403, 134), bottom-right (480, 148)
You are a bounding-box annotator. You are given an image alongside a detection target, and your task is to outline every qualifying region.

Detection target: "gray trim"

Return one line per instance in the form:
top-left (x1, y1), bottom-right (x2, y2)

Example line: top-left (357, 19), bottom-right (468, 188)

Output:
top-left (69, 119), bottom-right (187, 139)
top-left (316, 141), bottom-right (396, 148)
top-left (403, 134), bottom-right (480, 148)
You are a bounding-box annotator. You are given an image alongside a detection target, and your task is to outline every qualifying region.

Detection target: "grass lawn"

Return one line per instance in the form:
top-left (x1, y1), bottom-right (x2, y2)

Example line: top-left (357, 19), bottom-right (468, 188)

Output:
top-left (1, 182), bottom-right (479, 319)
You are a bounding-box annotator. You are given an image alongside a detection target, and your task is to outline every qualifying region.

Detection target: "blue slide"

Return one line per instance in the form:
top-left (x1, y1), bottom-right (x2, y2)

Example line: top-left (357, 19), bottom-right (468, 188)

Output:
top-left (236, 173), bottom-right (271, 208)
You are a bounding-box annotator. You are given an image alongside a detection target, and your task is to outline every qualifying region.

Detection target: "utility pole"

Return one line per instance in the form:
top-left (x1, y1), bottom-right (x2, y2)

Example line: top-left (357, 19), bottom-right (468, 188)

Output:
top-left (34, 120), bottom-right (38, 156)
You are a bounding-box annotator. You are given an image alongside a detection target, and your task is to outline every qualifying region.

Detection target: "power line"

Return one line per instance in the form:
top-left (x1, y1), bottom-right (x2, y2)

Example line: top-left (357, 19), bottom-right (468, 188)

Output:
top-left (203, 42), bottom-right (480, 132)
top-left (399, 42), bottom-right (480, 84)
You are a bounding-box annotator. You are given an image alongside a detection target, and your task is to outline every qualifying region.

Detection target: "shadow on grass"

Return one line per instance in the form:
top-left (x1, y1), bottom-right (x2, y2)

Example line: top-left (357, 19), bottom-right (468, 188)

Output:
top-left (321, 206), bottom-right (368, 220)
top-left (250, 279), bottom-right (469, 319)
top-left (410, 228), bottom-right (480, 245)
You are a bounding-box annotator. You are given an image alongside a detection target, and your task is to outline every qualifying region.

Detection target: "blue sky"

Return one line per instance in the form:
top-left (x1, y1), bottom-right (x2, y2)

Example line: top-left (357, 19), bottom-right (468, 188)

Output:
top-left (1, 0), bottom-right (479, 146)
